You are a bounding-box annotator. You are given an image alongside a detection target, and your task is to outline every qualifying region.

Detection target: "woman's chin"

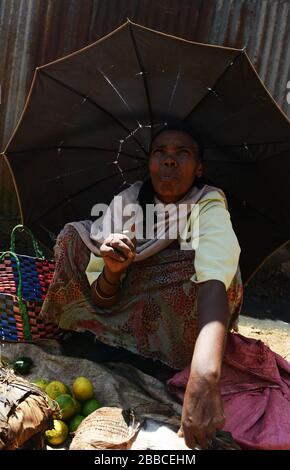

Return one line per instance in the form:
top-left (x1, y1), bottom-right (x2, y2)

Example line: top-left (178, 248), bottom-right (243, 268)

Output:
top-left (156, 180), bottom-right (177, 193)
top-left (156, 190), bottom-right (181, 204)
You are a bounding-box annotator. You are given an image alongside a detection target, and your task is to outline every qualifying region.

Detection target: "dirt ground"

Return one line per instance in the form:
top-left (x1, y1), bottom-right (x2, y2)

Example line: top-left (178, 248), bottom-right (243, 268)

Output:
top-left (238, 315), bottom-right (290, 362)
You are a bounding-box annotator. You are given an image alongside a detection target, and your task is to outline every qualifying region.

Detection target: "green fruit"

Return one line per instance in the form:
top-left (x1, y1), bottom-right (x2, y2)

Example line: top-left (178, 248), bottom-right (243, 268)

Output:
top-left (32, 379), bottom-right (49, 391)
top-left (68, 415), bottom-right (85, 433)
top-left (12, 357), bottom-right (33, 375)
top-left (73, 398), bottom-right (82, 415)
top-left (55, 394), bottom-right (76, 421)
top-left (17, 356), bottom-right (33, 367)
top-left (82, 398), bottom-right (101, 417)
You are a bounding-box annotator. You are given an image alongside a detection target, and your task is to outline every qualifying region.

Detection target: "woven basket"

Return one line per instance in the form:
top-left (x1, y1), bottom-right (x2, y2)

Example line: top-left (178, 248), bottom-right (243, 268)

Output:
top-left (0, 225), bottom-right (58, 342)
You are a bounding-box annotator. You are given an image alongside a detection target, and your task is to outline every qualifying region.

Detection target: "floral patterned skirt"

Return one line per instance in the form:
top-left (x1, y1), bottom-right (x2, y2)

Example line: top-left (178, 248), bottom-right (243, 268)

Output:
top-left (41, 224), bottom-right (244, 369)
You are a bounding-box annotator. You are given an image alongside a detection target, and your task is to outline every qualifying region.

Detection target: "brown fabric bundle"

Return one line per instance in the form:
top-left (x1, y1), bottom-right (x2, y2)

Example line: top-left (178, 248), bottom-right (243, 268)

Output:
top-left (0, 367), bottom-right (56, 450)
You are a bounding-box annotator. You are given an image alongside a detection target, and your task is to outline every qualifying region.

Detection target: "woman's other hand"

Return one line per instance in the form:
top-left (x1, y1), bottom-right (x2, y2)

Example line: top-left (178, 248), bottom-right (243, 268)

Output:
top-left (179, 372), bottom-right (225, 449)
top-left (178, 280), bottom-right (229, 449)
top-left (100, 232), bottom-right (136, 275)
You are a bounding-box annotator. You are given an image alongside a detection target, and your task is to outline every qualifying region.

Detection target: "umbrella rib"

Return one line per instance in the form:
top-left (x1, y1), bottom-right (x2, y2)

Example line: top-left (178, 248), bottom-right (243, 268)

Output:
top-left (183, 50), bottom-right (244, 123)
top-left (38, 69), bottom-right (147, 155)
top-left (30, 163), bottom-right (147, 226)
top-left (166, 68), bottom-right (181, 122)
top-left (6, 146), bottom-right (146, 162)
top-left (97, 67), bottom-right (143, 133)
top-left (204, 142), bottom-right (290, 163)
top-left (128, 22), bottom-right (154, 141)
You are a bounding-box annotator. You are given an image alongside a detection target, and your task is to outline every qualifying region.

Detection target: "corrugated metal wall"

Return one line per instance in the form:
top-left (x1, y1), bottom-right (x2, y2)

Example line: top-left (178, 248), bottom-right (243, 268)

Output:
top-left (1, 0), bottom-right (289, 214)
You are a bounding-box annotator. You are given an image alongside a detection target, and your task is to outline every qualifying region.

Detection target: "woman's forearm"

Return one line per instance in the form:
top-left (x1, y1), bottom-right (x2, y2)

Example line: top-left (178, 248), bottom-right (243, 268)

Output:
top-left (190, 279), bottom-right (230, 380)
top-left (91, 266), bottom-right (122, 307)
top-left (181, 280), bottom-right (229, 448)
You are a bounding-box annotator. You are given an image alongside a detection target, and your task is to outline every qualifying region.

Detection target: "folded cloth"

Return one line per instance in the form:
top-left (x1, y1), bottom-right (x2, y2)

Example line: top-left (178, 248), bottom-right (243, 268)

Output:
top-left (167, 333), bottom-right (290, 450)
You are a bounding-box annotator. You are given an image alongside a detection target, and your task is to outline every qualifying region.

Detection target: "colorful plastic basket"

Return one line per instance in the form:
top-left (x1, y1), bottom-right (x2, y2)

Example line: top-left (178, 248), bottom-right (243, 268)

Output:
top-left (0, 225), bottom-right (58, 342)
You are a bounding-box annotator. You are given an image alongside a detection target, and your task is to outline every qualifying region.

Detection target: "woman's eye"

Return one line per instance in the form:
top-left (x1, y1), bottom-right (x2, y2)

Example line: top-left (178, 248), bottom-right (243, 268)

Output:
top-left (152, 149), bottom-right (163, 156)
top-left (151, 149), bottom-right (192, 157)
top-left (179, 149), bottom-right (190, 155)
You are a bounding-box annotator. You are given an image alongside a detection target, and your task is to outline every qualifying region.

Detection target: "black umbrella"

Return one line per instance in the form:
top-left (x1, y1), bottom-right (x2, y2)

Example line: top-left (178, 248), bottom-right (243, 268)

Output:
top-left (2, 20), bottom-right (290, 283)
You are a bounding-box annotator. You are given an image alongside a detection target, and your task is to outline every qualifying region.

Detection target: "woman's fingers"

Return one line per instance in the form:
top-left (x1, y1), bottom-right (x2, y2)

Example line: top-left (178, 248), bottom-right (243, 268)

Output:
top-left (177, 427), bottom-right (184, 438)
top-left (103, 234), bottom-right (136, 255)
top-left (123, 225), bottom-right (137, 249)
top-left (213, 414), bottom-right (226, 430)
top-left (108, 239), bottom-right (135, 259)
top-left (120, 234), bottom-right (136, 253)
top-left (101, 245), bottom-right (126, 262)
top-left (198, 427), bottom-right (217, 449)
top-left (181, 417), bottom-right (219, 450)
top-left (182, 429), bottom-right (198, 449)
top-left (185, 421), bottom-right (222, 449)
top-left (177, 426), bottom-right (196, 449)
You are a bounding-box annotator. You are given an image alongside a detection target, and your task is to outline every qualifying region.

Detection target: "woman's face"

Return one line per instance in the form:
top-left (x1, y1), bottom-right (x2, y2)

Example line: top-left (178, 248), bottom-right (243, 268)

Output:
top-left (149, 130), bottom-right (203, 203)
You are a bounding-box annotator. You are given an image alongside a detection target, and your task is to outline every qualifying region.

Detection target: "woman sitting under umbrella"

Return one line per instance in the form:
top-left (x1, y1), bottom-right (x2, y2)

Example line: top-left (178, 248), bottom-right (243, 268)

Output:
top-left (41, 123), bottom-right (243, 449)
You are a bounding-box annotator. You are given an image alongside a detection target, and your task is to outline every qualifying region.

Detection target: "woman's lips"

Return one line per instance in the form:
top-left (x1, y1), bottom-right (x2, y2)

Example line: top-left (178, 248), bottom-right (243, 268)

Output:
top-left (159, 175), bottom-right (178, 180)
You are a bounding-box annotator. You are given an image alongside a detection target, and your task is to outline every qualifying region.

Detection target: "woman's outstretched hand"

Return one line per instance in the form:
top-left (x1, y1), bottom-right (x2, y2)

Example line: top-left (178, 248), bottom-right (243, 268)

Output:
top-left (100, 232), bottom-right (136, 276)
top-left (179, 373), bottom-right (225, 449)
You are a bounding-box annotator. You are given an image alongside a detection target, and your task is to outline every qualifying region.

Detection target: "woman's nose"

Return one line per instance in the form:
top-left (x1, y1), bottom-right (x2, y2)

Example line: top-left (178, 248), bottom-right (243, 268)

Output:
top-left (163, 156), bottom-right (178, 167)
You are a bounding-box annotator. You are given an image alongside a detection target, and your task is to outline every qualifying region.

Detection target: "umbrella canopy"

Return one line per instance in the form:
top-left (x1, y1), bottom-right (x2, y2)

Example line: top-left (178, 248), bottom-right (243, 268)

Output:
top-left (2, 20), bottom-right (290, 283)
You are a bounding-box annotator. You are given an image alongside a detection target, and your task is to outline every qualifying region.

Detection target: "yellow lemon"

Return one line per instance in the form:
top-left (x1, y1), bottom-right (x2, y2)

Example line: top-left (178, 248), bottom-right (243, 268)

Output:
top-left (45, 381), bottom-right (70, 400)
top-left (45, 419), bottom-right (68, 446)
top-left (55, 394), bottom-right (76, 421)
top-left (72, 376), bottom-right (94, 402)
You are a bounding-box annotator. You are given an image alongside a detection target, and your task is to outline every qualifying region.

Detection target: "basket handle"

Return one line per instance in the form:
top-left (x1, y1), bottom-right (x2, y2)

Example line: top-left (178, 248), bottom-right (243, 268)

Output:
top-left (10, 224), bottom-right (45, 259)
top-left (0, 250), bottom-right (32, 341)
